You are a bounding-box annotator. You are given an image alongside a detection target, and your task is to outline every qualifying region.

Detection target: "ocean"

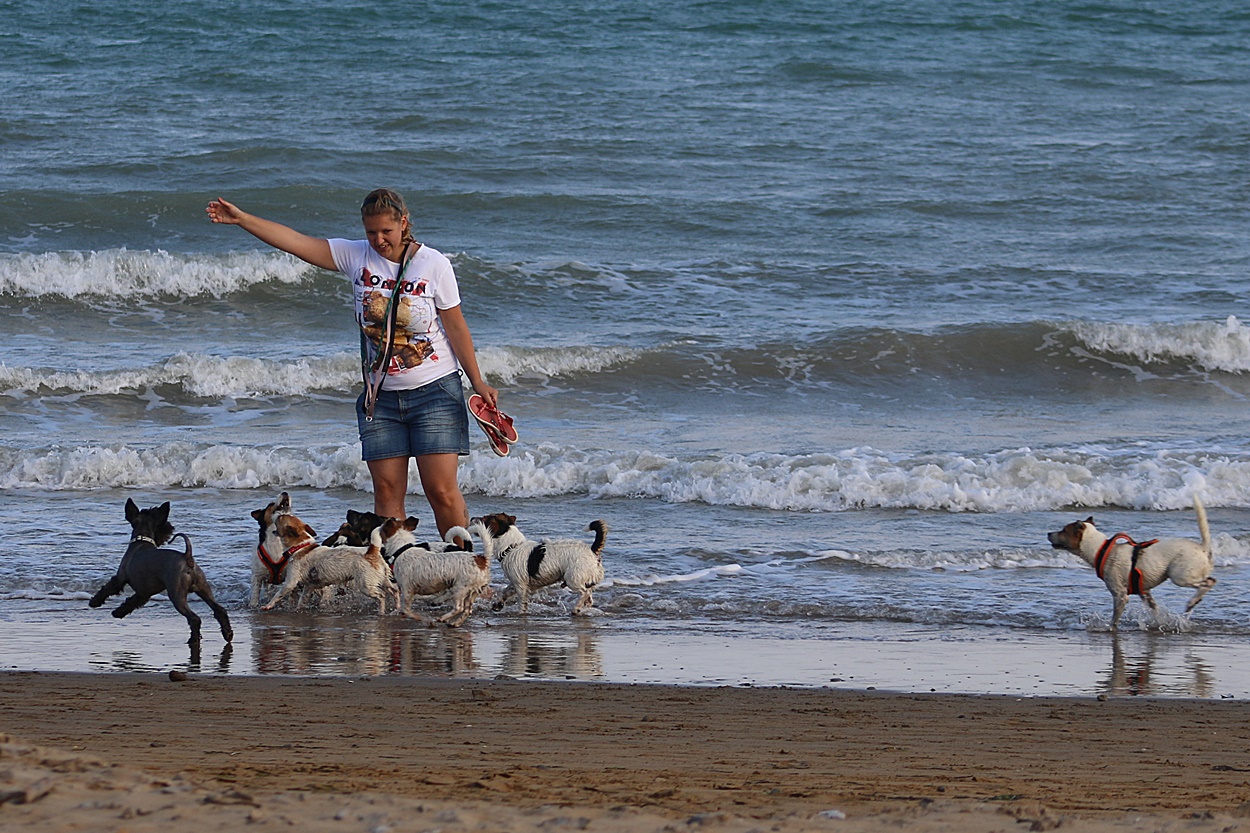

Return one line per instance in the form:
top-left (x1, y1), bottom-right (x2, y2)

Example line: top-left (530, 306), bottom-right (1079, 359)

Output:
top-left (3, 0), bottom-right (1250, 698)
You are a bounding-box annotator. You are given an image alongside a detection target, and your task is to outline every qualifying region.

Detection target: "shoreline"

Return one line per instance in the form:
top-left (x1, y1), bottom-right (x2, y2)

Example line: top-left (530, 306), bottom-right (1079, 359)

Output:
top-left (3, 671), bottom-right (1250, 832)
top-left (5, 604), bottom-right (1250, 698)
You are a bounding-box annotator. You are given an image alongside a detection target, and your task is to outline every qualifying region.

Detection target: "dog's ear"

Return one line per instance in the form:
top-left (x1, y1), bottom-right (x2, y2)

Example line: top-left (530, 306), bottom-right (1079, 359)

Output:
top-left (346, 509), bottom-right (361, 523)
top-left (403, 516), bottom-right (419, 531)
top-left (507, 514), bottom-right (517, 525)
top-left (251, 507), bottom-right (267, 523)
top-left (125, 498), bottom-right (139, 524)
top-left (1085, 516), bottom-right (1095, 525)
top-left (154, 502), bottom-right (171, 526)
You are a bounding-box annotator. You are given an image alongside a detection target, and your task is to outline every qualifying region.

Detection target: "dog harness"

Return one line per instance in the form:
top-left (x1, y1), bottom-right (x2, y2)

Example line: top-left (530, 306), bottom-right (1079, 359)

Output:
top-left (1093, 533), bottom-right (1158, 596)
top-left (382, 542), bottom-right (421, 567)
top-left (256, 544), bottom-right (289, 584)
top-left (256, 540), bottom-right (314, 585)
top-left (284, 540), bottom-right (316, 559)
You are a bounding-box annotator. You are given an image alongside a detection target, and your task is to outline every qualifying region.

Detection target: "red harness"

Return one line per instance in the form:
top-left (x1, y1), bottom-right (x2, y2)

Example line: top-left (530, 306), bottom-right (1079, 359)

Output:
top-left (1093, 533), bottom-right (1158, 596)
top-left (256, 540), bottom-right (315, 584)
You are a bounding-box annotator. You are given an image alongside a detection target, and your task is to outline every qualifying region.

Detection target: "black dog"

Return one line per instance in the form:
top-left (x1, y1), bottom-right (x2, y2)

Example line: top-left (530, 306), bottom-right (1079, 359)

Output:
top-left (320, 508), bottom-right (387, 547)
top-left (89, 500), bottom-right (233, 646)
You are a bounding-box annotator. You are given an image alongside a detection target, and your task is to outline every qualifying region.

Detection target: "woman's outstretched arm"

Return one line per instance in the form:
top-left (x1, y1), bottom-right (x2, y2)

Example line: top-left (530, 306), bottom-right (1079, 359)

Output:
top-left (207, 197), bottom-right (336, 271)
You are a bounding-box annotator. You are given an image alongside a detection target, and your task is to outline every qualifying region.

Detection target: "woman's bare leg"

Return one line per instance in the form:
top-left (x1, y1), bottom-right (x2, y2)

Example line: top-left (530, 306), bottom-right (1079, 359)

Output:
top-left (367, 456), bottom-right (410, 519)
top-left (415, 453), bottom-right (469, 538)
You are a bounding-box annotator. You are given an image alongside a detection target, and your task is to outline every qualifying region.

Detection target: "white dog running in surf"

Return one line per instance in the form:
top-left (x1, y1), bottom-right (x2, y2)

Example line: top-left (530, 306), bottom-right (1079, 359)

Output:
top-left (472, 513), bottom-right (606, 615)
top-left (259, 493), bottom-right (395, 614)
top-left (1047, 495), bottom-right (1215, 629)
top-left (372, 517), bottom-right (489, 626)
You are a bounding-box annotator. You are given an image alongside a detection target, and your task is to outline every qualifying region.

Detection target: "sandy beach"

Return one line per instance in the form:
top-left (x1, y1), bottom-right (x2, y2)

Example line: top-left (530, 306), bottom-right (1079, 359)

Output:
top-left (2, 672), bottom-right (1250, 832)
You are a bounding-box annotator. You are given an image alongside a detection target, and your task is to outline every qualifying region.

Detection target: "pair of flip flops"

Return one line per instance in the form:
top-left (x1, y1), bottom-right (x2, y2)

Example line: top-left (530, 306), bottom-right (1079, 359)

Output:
top-left (469, 394), bottom-right (519, 457)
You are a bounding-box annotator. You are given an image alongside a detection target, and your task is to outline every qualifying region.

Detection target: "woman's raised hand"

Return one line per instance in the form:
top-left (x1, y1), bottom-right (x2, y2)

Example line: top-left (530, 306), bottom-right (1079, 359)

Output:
top-left (205, 197), bottom-right (244, 225)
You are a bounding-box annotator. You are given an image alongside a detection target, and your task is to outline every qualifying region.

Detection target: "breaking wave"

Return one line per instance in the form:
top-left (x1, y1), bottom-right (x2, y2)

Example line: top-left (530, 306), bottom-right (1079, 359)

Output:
top-left (4, 439), bottom-right (1249, 518)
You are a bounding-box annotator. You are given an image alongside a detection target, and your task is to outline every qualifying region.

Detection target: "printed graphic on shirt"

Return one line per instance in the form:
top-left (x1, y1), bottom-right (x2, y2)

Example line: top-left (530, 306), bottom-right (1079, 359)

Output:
top-left (358, 267), bottom-right (441, 374)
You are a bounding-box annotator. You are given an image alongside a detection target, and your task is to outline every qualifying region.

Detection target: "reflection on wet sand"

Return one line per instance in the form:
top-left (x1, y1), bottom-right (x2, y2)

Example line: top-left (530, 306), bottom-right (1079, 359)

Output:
top-left (387, 626), bottom-right (480, 677)
top-left (1102, 632), bottom-right (1215, 698)
top-left (250, 614), bottom-right (605, 681)
top-left (252, 614), bottom-right (451, 677)
top-left (97, 643), bottom-right (234, 675)
top-left (501, 630), bottom-right (603, 680)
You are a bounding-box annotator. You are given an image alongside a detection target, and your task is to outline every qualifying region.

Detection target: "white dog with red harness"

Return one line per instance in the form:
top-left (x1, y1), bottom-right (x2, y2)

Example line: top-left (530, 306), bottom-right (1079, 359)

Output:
top-left (249, 495), bottom-right (294, 608)
top-left (1047, 495), bottom-right (1215, 629)
top-left (257, 492), bottom-right (395, 614)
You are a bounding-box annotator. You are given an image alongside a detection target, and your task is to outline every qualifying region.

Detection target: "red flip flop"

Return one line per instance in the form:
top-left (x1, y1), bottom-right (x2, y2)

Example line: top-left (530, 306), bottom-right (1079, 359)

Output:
top-left (480, 422), bottom-right (510, 457)
top-left (469, 395), bottom-right (519, 444)
top-left (468, 395), bottom-right (516, 457)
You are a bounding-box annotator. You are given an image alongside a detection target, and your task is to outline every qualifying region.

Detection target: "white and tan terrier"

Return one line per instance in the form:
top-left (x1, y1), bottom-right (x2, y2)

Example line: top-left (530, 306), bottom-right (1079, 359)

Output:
top-left (1047, 495), bottom-right (1215, 629)
top-left (372, 517), bottom-right (489, 626)
top-left (258, 492), bottom-right (395, 614)
top-left (472, 513), bottom-right (606, 615)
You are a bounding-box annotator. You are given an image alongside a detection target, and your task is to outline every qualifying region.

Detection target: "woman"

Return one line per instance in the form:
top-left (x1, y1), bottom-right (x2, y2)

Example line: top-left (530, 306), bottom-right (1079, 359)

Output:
top-left (206, 189), bottom-right (498, 538)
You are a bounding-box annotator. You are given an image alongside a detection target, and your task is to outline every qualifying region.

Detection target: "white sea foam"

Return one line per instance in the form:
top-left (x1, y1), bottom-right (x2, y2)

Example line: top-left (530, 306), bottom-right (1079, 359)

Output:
top-left (459, 443), bottom-right (1247, 515)
top-left (8, 439), bottom-right (1250, 529)
top-left (0, 589), bottom-right (92, 602)
top-left (815, 547), bottom-right (1073, 572)
top-left (475, 344), bottom-right (641, 385)
top-left (0, 250), bottom-right (309, 298)
top-left (0, 353), bottom-right (359, 398)
top-left (0, 443), bottom-right (373, 491)
top-left (0, 345), bottom-right (641, 398)
top-left (606, 564), bottom-right (746, 588)
top-left (1064, 315), bottom-right (1250, 374)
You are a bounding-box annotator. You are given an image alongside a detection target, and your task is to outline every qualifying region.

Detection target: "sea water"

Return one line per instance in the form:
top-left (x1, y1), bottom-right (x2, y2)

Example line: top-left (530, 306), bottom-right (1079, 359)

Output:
top-left (3, 0), bottom-right (1250, 697)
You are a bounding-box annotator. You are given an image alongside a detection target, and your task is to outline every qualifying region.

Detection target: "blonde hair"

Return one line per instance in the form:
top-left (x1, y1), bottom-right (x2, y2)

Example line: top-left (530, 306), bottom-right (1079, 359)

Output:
top-left (360, 188), bottom-right (414, 244)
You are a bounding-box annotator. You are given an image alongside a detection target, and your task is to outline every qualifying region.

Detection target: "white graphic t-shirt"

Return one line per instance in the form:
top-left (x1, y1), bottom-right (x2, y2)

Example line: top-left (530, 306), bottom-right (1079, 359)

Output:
top-left (328, 239), bottom-right (462, 390)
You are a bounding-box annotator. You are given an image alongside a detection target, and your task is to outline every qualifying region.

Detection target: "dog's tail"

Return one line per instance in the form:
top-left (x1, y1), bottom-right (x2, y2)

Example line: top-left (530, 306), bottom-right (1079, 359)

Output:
top-left (588, 520), bottom-right (607, 559)
top-left (171, 532), bottom-right (196, 567)
top-left (1194, 495), bottom-right (1212, 562)
top-left (444, 525), bottom-right (474, 552)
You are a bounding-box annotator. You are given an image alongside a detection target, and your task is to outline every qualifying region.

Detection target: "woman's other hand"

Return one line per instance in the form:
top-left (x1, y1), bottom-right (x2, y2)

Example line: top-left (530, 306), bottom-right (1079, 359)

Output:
top-left (473, 380), bottom-right (500, 410)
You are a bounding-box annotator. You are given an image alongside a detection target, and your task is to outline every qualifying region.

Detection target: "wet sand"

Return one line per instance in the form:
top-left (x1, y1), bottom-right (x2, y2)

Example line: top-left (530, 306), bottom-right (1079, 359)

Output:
top-left (8, 602), bottom-right (1250, 698)
top-left (3, 672), bottom-right (1250, 832)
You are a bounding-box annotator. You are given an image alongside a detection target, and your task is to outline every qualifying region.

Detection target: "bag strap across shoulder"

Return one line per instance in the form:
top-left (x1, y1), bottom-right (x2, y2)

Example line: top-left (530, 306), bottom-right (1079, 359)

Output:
top-left (361, 243), bottom-right (419, 421)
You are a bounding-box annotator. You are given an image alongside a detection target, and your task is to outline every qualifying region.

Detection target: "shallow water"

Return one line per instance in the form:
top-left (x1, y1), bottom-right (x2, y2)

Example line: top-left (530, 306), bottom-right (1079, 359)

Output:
top-left (3, 599), bottom-right (1247, 700)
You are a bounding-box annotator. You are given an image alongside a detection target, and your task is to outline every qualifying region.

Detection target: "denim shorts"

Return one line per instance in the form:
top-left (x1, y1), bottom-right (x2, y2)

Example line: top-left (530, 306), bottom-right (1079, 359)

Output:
top-left (356, 373), bottom-right (470, 460)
